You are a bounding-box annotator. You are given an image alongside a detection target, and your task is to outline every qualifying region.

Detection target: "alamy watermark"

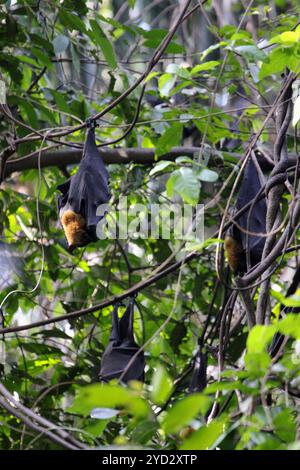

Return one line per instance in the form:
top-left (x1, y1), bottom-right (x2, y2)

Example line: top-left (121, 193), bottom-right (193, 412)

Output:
top-left (0, 80), bottom-right (6, 104)
top-left (0, 341), bottom-right (5, 364)
top-left (95, 197), bottom-right (204, 242)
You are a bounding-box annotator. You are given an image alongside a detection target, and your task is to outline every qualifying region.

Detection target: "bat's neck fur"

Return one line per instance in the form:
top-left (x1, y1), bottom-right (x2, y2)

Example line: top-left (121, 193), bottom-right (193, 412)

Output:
top-left (61, 210), bottom-right (87, 249)
top-left (224, 235), bottom-right (244, 274)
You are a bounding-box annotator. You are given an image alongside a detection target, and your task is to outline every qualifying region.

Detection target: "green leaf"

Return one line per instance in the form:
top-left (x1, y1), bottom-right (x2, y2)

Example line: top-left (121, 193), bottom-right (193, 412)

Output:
top-left (156, 123), bottom-right (182, 156)
top-left (70, 43), bottom-right (80, 79)
top-left (32, 328), bottom-right (72, 339)
top-left (245, 351), bottom-right (271, 376)
top-left (33, 100), bottom-right (58, 125)
top-left (162, 394), bottom-right (211, 434)
top-left (259, 48), bottom-right (286, 79)
top-left (180, 418), bottom-right (226, 450)
top-left (271, 288), bottom-right (300, 307)
top-left (175, 156), bottom-right (195, 165)
top-left (269, 30), bottom-right (300, 45)
top-left (247, 325), bottom-right (277, 353)
top-left (20, 342), bottom-right (62, 356)
top-left (149, 160), bottom-right (175, 176)
top-left (88, 20), bottom-right (117, 69)
top-left (15, 214), bottom-right (34, 240)
top-left (273, 409), bottom-right (297, 442)
top-left (59, 10), bottom-right (87, 33)
top-left (233, 45), bottom-right (267, 62)
top-left (143, 38), bottom-right (184, 54)
top-left (29, 33), bottom-right (54, 54)
top-left (0, 54), bottom-right (22, 83)
top-left (69, 384), bottom-right (149, 418)
top-left (158, 73), bottom-right (177, 97)
top-left (183, 237), bottom-right (224, 253)
top-left (25, 358), bottom-right (61, 375)
top-left (191, 61), bottom-right (220, 74)
top-left (145, 71), bottom-right (159, 83)
top-left (151, 365), bottom-right (173, 405)
top-left (277, 314), bottom-right (300, 339)
top-left (165, 63), bottom-right (190, 79)
top-left (259, 47), bottom-right (297, 79)
top-left (84, 420), bottom-right (109, 438)
top-left (31, 47), bottom-right (53, 69)
top-left (49, 89), bottom-right (70, 113)
top-left (63, 0), bottom-right (88, 15)
top-left (131, 420), bottom-right (158, 445)
top-left (139, 28), bottom-right (169, 40)
top-left (167, 168), bottom-right (200, 204)
top-left (200, 42), bottom-right (224, 61)
top-left (16, 55), bottom-right (38, 67)
top-left (18, 99), bottom-right (39, 129)
top-left (205, 380), bottom-right (257, 394)
top-left (197, 168), bottom-right (219, 182)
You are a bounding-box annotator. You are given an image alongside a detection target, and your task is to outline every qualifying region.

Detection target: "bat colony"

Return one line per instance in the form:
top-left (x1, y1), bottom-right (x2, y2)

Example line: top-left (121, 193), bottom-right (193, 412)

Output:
top-left (55, 123), bottom-right (293, 384)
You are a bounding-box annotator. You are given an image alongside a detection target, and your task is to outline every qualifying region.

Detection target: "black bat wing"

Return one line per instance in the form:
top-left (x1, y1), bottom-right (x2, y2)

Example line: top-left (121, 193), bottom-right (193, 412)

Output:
top-left (188, 348), bottom-right (207, 393)
top-left (57, 179), bottom-right (71, 210)
top-left (99, 301), bottom-right (145, 384)
top-left (57, 127), bottom-right (111, 241)
top-left (234, 158), bottom-right (267, 262)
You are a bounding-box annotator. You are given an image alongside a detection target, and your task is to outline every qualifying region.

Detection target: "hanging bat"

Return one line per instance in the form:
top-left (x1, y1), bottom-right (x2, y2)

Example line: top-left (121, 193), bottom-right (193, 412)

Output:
top-left (99, 298), bottom-right (145, 383)
top-left (225, 157), bottom-right (267, 274)
top-left (188, 347), bottom-right (207, 393)
top-left (57, 125), bottom-right (110, 252)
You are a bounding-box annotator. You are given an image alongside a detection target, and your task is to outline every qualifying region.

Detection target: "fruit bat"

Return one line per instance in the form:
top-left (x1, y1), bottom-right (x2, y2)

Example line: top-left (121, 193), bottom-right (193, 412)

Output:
top-left (57, 125), bottom-right (110, 252)
top-left (99, 298), bottom-right (145, 383)
top-left (188, 347), bottom-right (207, 393)
top-left (225, 158), bottom-right (267, 274)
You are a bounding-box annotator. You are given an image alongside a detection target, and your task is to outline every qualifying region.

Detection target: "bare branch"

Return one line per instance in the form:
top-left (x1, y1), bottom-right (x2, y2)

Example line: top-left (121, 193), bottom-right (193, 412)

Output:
top-left (4, 145), bottom-right (300, 178)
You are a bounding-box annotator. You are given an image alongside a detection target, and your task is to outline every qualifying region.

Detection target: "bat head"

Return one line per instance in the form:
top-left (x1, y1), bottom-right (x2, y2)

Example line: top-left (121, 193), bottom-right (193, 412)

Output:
top-left (60, 209), bottom-right (91, 252)
top-left (224, 235), bottom-right (245, 274)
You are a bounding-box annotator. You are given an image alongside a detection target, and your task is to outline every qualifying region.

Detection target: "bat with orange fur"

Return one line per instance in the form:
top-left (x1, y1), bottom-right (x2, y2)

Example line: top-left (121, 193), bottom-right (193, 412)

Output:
top-left (57, 125), bottom-right (110, 252)
top-left (225, 157), bottom-right (267, 274)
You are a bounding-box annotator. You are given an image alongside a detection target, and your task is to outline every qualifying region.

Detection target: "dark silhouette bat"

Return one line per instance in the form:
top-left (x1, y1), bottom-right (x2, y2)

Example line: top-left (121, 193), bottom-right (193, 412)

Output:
top-left (188, 347), bottom-right (207, 393)
top-left (99, 298), bottom-right (145, 383)
top-left (57, 126), bottom-right (110, 252)
top-left (225, 157), bottom-right (267, 274)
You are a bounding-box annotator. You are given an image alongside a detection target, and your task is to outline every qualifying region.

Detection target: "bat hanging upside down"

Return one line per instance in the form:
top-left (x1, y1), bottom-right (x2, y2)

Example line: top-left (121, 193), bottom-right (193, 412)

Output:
top-left (224, 234), bottom-right (245, 274)
top-left (224, 157), bottom-right (267, 274)
top-left (57, 125), bottom-right (111, 252)
top-left (60, 209), bottom-right (90, 252)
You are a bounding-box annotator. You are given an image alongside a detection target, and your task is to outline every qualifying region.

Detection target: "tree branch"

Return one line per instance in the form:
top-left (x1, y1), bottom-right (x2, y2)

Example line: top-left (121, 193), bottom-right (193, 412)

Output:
top-left (4, 146), bottom-right (300, 177)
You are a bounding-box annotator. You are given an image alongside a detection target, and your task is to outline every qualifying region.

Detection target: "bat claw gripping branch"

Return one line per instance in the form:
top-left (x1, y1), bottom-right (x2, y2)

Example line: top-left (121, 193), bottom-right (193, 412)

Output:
top-left (86, 118), bottom-right (99, 129)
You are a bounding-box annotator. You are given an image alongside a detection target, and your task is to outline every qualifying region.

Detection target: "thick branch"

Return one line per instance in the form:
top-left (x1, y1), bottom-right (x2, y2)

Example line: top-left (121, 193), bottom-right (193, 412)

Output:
top-left (4, 146), bottom-right (299, 177)
top-left (4, 146), bottom-right (200, 176)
